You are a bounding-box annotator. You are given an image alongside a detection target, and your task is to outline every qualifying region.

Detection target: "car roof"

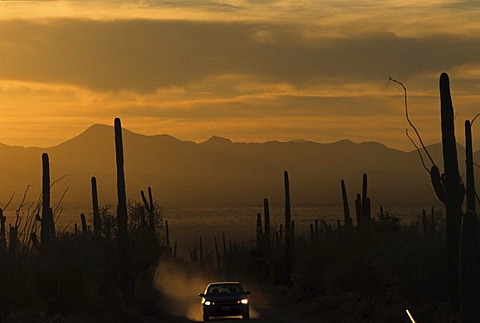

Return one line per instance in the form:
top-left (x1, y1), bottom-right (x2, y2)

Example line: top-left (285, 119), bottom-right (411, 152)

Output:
top-left (208, 282), bottom-right (241, 286)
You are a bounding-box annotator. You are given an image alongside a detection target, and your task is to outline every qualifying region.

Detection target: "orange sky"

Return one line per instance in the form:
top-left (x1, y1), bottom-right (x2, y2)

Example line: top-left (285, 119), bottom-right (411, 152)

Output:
top-left (1, 1), bottom-right (480, 151)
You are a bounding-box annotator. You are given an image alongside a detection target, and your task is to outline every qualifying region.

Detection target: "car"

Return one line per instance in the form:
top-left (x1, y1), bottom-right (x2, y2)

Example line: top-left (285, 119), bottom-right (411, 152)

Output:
top-left (198, 282), bottom-right (251, 321)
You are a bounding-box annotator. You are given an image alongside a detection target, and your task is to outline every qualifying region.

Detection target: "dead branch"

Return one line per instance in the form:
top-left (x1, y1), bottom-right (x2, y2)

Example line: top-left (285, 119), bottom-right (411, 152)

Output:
top-left (50, 174), bottom-right (69, 188)
top-left (472, 113), bottom-right (480, 125)
top-left (54, 187), bottom-right (69, 224)
top-left (3, 191), bottom-right (15, 211)
top-left (15, 185), bottom-right (31, 228)
top-left (406, 129), bottom-right (429, 173)
top-left (389, 76), bottom-right (436, 167)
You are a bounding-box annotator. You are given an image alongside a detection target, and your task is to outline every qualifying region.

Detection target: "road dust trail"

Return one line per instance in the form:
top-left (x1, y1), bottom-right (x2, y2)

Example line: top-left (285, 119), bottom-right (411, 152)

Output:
top-left (155, 261), bottom-right (211, 321)
top-left (155, 262), bottom-right (305, 322)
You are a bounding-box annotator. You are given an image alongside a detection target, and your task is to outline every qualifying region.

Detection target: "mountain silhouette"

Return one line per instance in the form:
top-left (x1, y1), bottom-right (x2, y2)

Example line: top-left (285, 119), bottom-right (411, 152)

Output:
top-left (0, 124), bottom-right (471, 212)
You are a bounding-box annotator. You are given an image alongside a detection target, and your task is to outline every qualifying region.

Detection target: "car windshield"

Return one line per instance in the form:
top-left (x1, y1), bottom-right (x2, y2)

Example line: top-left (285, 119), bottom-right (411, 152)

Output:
top-left (207, 284), bottom-right (244, 296)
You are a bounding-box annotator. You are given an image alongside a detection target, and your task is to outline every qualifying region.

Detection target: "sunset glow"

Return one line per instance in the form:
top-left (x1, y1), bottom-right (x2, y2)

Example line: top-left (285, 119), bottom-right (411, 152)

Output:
top-left (1, 1), bottom-right (480, 150)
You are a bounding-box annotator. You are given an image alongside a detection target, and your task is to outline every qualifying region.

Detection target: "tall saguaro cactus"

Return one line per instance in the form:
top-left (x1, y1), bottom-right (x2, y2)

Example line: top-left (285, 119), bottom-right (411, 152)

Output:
top-left (256, 213), bottom-right (263, 250)
top-left (284, 171), bottom-right (292, 282)
top-left (41, 153), bottom-right (52, 247)
top-left (0, 209), bottom-right (6, 252)
top-left (91, 176), bottom-right (101, 239)
top-left (263, 198), bottom-right (271, 251)
top-left (141, 187), bottom-right (157, 243)
top-left (465, 121), bottom-right (475, 212)
top-left (459, 119), bottom-right (478, 321)
top-left (354, 173), bottom-right (371, 235)
top-left (459, 211), bottom-right (479, 322)
top-left (114, 117), bottom-right (133, 301)
top-left (430, 73), bottom-right (464, 310)
top-left (341, 180), bottom-right (353, 229)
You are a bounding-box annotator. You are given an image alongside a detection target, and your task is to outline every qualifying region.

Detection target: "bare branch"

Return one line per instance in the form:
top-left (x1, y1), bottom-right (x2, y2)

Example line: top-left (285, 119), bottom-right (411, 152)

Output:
top-left (406, 129), bottom-right (429, 173)
top-left (51, 174), bottom-right (69, 188)
top-left (389, 76), bottom-right (436, 167)
top-left (472, 113), bottom-right (480, 125)
top-left (54, 187), bottom-right (69, 221)
top-left (15, 185), bottom-right (31, 228)
top-left (3, 191), bottom-right (15, 211)
top-left (61, 223), bottom-right (71, 234)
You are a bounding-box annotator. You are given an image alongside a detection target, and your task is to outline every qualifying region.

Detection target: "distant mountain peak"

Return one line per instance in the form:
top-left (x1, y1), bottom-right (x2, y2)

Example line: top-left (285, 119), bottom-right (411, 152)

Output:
top-left (202, 136), bottom-right (233, 145)
top-left (289, 139), bottom-right (310, 143)
top-left (336, 139), bottom-right (354, 144)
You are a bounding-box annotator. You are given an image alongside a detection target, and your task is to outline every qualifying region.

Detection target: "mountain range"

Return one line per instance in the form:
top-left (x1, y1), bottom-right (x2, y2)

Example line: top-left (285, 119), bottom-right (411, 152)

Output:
top-left (0, 124), bottom-right (471, 214)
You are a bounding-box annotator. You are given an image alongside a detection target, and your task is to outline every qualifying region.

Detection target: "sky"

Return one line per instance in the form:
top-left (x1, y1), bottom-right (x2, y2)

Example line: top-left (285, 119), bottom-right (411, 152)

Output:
top-left (1, 1), bottom-right (480, 151)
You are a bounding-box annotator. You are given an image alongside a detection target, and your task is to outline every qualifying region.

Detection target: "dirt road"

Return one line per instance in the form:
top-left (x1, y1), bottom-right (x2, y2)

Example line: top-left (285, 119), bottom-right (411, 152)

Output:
top-left (161, 289), bottom-right (308, 322)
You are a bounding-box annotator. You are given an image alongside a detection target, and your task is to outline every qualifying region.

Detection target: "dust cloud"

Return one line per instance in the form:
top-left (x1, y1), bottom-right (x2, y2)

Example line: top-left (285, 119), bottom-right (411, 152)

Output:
top-left (155, 260), bottom-right (259, 321)
top-left (155, 261), bottom-right (209, 321)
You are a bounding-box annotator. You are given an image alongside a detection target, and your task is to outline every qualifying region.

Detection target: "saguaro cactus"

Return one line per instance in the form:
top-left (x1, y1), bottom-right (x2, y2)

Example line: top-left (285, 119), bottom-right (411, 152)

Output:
top-left (256, 213), bottom-right (263, 250)
top-left (361, 173), bottom-right (371, 227)
top-left (141, 187), bottom-right (157, 243)
top-left (459, 118), bottom-right (478, 322)
top-left (80, 213), bottom-right (87, 236)
top-left (284, 171), bottom-right (292, 282)
top-left (91, 177), bottom-right (101, 239)
top-left (114, 117), bottom-right (133, 301)
top-left (41, 153), bottom-right (52, 247)
top-left (264, 198), bottom-right (271, 251)
top-left (459, 210), bottom-right (479, 322)
top-left (430, 73), bottom-right (464, 309)
top-left (465, 120), bottom-right (475, 212)
top-left (355, 174), bottom-right (371, 235)
top-left (0, 209), bottom-right (5, 252)
top-left (341, 180), bottom-right (353, 230)
top-left (165, 219), bottom-right (170, 252)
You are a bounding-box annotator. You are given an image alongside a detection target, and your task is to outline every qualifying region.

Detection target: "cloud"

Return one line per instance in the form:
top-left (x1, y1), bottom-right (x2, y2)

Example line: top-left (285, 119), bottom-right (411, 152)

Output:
top-left (1, 19), bottom-right (480, 93)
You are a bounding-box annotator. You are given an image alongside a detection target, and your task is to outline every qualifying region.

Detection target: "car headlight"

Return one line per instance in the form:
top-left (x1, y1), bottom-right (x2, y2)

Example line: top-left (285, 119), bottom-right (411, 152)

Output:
top-left (239, 298), bottom-right (248, 304)
top-left (204, 300), bottom-right (215, 305)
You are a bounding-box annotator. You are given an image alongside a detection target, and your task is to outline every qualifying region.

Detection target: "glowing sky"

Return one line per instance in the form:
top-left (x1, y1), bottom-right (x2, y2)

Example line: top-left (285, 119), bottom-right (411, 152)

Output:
top-left (1, 1), bottom-right (480, 150)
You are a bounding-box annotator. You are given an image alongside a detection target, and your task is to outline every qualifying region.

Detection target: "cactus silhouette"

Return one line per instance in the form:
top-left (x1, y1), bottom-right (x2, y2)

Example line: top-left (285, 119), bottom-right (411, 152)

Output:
top-left (264, 198), bottom-right (271, 251)
top-left (284, 171), bottom-right (292, 282)
top-left (341, 180), bottom-right (353, 231)
top-left (459, 117), bottom-right (478, 321)
top-left (165, 219), bottom-right (170, 253)
top-left (40, 153), bottom-right (52, 248)
top-left (354, 173), bottom-right (371, 236)
top-left (465, 120), bottom-right (475, 212)
top-left (459, 210), bottom-right (479, 322)
top-left (430, 73), bottom-right (464, 310)
top-left (0, 209), bottom-right (5, 252)
top-left (91, 176), bottom-right (101, 239)
top-left (114, 117), bottom-right (133, 301)
top-left (80, 213), bottom-right (87, 236)
top-left (256, 213), bottom-right (263, 250)
top-left (141, 187), bottom-right (157, 243)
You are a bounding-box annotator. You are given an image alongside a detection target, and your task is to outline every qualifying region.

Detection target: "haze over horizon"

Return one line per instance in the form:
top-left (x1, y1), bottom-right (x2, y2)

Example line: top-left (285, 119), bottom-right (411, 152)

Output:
top-left (0, 122), bottom-right (422, 152)
top-left (0, 122), bottom-right (462, 212)
top-left (0, 122), bottom-right (470, 156)
top-left (1, 1), bottom-right (480, 151)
